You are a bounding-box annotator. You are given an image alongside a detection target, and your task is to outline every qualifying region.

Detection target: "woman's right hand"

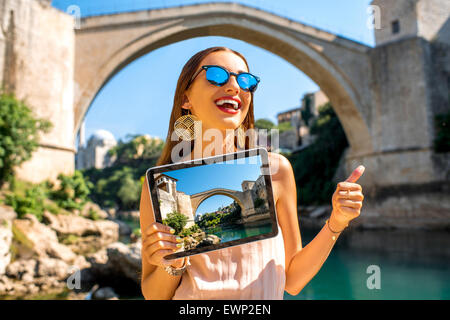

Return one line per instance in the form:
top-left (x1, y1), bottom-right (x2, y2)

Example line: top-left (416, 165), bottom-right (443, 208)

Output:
top-left (142, 222), bottom-right (186, 269)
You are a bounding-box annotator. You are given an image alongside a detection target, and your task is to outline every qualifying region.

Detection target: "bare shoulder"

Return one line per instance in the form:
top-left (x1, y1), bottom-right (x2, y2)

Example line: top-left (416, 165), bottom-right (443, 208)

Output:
top-left (267, 151), bottom-right (293, 179)
top-left (266, 151), bottom-right (296, 206)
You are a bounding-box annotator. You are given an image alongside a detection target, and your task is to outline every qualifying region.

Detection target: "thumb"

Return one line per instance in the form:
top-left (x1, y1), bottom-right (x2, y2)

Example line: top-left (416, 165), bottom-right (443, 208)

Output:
top-left (345, 165), bottom-right (365, 183)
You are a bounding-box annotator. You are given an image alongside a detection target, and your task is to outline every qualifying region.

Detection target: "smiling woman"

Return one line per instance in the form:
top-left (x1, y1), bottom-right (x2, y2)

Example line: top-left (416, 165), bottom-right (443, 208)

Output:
top-left (139, 46), bottom-right (366, 300)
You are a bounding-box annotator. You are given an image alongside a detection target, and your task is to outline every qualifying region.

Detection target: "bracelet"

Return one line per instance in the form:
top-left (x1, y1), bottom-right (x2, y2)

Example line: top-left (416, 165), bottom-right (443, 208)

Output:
top-left (164, 257), bottom-right (188, 276)
top-left (325, 219), bottom-right (347, 234)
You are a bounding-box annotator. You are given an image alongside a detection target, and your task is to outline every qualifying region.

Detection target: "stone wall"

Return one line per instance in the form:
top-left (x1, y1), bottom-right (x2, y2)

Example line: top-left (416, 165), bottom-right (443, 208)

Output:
top-left (372, 0), bottom-right (419, 46)
top-left (157, 189), bottom-right (176, 220)
top-left (416, 0), bottom-right (450, 45)
top-left (176, 193), bottom-right (194, 228)
top-left (0, 0), bottom-right (75, 184)
top-left (372, 0), bottom-right (450, 46)
top-left (350, 37), bottom-right (439, 191)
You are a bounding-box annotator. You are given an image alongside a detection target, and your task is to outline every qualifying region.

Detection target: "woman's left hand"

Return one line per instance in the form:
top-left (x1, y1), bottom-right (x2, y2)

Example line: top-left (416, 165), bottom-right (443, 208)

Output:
top-left (329, 165), bottom-right (365, 231)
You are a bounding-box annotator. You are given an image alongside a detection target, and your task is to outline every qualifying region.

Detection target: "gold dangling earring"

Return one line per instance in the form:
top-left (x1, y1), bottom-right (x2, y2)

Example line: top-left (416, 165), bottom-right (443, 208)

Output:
top-left (236, 124), bottom-right (246, 149)
top-left (174, 108), bottom-right (201, 141)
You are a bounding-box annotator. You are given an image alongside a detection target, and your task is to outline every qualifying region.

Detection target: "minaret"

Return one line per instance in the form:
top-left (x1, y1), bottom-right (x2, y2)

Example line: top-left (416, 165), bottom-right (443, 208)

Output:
top-left (79, 120), bottom-right (86, 149)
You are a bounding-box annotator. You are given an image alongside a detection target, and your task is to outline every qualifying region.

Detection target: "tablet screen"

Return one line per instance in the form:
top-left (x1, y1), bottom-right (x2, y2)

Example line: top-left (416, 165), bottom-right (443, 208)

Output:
top-left (146, 147), bottom-right (278, 259)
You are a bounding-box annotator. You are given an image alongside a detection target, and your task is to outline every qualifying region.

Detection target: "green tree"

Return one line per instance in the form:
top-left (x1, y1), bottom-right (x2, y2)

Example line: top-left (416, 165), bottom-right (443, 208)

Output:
top-left (255, 118), bottom-right (275, 131)
top-left (86, 166), bottom-right (142, 210)
top-left (163, 211), bottom-right (188, 235)
top-left (276, 121), bottom-right (293, 134)
top-left (0, 93), bottom-right (52, 187)
top-left (255, 118), bottom-right (293, 140)
top-left (51, 171), bottom-right (93, 212)
top-left (301, 95), bottom-right (314, 126)
top-left (117, 174), bottom-right (141, 210)
top-left (288, 102), bottom-right (348, 205)
top-left (108, 134), bottom-right (164, 165)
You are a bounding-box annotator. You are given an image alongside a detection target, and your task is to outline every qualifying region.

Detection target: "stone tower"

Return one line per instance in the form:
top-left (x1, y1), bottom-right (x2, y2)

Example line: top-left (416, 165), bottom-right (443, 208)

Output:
top-left (371, 0), bottom-right (450, 46)
top-left (0, 0), bottom-right (75, 183)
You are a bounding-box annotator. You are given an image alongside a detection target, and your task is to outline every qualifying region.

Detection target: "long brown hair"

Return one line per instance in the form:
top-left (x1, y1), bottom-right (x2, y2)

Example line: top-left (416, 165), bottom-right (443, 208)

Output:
top-left (156, 46), bottom-right (256, 166)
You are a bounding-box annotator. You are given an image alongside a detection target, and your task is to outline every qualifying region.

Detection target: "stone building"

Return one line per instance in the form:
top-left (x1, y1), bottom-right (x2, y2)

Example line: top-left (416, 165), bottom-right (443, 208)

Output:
top-left (154, 173), bottom-right (195, 228)
top-left (242, 175), bottom-right (268, 208)
top-left (275, 90), bottom-right (329, 152)
top-left (372, 0), bottom-right (450, 46)
top-left (75, 129), bottom-right (117, 170)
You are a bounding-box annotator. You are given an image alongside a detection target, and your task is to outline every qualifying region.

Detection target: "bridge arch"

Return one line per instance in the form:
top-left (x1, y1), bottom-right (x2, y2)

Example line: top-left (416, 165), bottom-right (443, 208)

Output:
top-left (74, 3), bottom-right (374, 158)
top-left (190, 189), bottom-right (245, 217)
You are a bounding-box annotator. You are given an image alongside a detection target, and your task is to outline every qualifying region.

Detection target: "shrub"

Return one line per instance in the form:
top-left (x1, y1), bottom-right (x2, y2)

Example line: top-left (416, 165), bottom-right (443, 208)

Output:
top-left (50, 171), bottom-right (93, 212)
top-left (5, 184), bottom-right (47, 221)
top-left (83, 165), bottom-right (143, 210)
top-left (117, 174), bottom-right (141, 210)
top-left (132, 227), bottom-right (142, 238)
top-left (87, 208), bottom-right (100, 221)
top-left (0, 92), bottom-right (52, 188)
top-left (163, 211), bottom-right (188, 235)
top-left (254, 197), bottom-right (265, 209)
top-left (108, 134), bottom-right (164, 165)
top-left (180, 224), bottom-right (201, 237)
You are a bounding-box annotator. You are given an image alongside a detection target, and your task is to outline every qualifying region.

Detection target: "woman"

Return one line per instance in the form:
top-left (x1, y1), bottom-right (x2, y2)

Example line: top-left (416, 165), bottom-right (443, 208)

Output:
top-left (139, 46), bottom-right (365, 300)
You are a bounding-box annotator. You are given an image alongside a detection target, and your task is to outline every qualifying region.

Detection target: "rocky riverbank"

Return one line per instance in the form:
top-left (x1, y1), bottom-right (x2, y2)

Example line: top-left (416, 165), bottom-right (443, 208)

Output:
top-left (0, 203), bottom-right (143, 300)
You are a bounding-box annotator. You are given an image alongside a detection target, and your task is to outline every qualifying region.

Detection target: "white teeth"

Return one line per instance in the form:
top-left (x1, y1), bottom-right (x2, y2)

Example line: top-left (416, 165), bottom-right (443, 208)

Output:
top-left (216, 99), bottom-right (240, 110)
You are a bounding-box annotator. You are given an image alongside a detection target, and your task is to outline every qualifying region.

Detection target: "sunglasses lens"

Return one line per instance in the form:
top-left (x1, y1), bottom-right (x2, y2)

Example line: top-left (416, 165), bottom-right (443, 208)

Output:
top-left (204, 66), bottom-right (259, 92)
top-left (206, 66), bottom-right (229, 85)
top-left (237, 74), bottom-right (259, 92)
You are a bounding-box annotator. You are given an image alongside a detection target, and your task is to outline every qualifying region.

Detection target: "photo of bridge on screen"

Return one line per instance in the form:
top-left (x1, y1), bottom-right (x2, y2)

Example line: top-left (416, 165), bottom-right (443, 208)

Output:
top-left (152, 155), bottom-right (275, 255)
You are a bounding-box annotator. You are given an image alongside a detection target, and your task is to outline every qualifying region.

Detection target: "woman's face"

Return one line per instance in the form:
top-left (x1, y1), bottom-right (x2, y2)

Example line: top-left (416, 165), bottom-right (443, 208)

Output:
top-left (184, 51), bottom-right (252, 133)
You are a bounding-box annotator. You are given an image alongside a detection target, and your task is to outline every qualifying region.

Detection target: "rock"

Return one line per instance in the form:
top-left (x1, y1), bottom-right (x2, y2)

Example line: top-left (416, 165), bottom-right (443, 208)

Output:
top-left (43, 211), bottom-right (116, 238)
top-left (92, 286), bottom-right (119, 300)
top-left (207, 234), bottom-right (221, 244)
top-left (85, 248), bottom-right (110, 276)
top-left (35, 257), bottom-right (69, 280)
top-left (106, 207), bottom-right (117, 219)
top-left (105, 241), bottom-right (142, 283)
top-left (64, 241), bottom-right (144, 297)
top-left (198, 234), bottom-right (221, 247)
top-left (80, 202), bottom-right (109, 220)
top-left (0, 274), bottom-right (14, 294)
top-left (117, 210), bottom-right (140, 222)
top-left (0, 205), bottom-right (17, 223)
top-left (111, 219), bottom-right (132, 237)
top-left (12, 214), bottom-right (78, 264)
top-left (6, 259), bottom-right (37, 282)
top-left (42, 211), bottom-right (119, 252)
top-left (0, 218), bottom-right (13, 275)
top-left (2, 256), bottom-right (87, 297)
top-left (6, 257), bottom-right (71, 282)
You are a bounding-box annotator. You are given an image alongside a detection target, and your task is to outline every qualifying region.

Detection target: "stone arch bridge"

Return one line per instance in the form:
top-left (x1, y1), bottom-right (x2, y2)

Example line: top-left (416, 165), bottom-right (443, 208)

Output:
top-left (190, 187), bottom-right (258, 220)
top-left (3, 0), bottom-right (449, 229)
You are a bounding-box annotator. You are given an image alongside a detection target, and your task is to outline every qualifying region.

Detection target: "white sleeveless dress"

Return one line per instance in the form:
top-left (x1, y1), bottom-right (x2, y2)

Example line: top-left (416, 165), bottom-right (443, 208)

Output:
top-left (172, 224), bottom-right (286, 300)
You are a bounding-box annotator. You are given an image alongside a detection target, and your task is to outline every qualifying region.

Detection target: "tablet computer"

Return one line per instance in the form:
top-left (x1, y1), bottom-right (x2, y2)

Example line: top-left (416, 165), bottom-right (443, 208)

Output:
top-left (145, 147), bottom-right (278, 260)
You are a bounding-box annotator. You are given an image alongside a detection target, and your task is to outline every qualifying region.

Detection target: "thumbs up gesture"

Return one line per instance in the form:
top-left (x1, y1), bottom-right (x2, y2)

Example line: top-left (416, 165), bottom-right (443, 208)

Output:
top-left (329, 165), bottom-right (365, 232)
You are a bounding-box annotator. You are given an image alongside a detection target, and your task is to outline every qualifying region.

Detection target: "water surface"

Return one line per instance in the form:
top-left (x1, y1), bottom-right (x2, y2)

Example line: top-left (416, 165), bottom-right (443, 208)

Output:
top-left (284, 227), bottom-right (450, 300)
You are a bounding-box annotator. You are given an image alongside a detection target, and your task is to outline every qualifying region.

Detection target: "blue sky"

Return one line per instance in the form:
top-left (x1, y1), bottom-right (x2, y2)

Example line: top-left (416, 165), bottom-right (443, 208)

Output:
top-left (156, 154), bottom-right (263, 215)
top-left (51, 0), bottom-right (375, 148)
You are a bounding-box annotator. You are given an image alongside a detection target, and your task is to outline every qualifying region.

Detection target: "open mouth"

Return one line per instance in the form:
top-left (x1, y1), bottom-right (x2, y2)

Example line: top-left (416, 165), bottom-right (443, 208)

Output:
top-left (214, 98), bottom-right (241, 114)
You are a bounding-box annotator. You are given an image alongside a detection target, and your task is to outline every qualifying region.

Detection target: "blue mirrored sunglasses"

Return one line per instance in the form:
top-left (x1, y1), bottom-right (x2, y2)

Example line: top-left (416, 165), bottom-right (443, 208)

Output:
top-left (187, 65), bottom-right (260, 93)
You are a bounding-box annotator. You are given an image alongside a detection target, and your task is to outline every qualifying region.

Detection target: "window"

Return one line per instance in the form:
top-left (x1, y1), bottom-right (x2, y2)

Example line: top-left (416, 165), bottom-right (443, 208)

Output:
top-left (392, 20), bottom-right (400, 34)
